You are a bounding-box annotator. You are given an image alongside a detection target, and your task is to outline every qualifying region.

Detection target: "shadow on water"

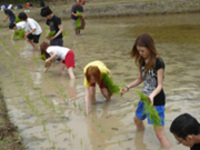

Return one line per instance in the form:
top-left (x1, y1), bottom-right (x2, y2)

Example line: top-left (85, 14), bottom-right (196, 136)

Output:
top-left (128, 24), bottom-right (200, 43)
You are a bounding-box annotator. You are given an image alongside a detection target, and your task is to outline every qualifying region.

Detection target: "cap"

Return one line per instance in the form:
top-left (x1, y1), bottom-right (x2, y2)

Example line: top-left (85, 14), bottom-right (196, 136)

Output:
top-left (1, 5), bottom-right (6, 11)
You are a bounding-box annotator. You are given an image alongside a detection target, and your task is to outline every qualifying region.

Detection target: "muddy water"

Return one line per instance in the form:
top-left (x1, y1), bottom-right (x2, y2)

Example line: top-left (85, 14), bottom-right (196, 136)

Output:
top-left (0, 13), bottom-right (200, 150)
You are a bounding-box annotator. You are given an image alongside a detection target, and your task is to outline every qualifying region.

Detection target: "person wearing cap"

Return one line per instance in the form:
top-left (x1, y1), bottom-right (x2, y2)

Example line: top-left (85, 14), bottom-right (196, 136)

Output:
top-left (1, 5), bottom-right (16, 25)
top-left (71, 0), bottom-right (85, 35)
top-left (40, 6), bottom-right (63, 46)
top-left (18, 12), bottom-right (42, 51)
top-left (170, 113), bottom-right (200, 150)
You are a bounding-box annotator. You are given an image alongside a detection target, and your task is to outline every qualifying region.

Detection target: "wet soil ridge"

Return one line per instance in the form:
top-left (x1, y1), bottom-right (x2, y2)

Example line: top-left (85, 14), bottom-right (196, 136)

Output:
top-left (63, 0), bottom-right (200, 18)
top-left (0, 87), bottom-right (25, 150)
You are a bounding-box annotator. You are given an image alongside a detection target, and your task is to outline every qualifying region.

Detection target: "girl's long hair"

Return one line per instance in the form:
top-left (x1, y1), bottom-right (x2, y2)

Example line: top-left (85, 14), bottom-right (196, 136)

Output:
top-left (131, 34), bottom-right (158, 77)
top-left (40, 42), bottom-right (50, 59)
top-left (85, 66), bottom-right (101, 85)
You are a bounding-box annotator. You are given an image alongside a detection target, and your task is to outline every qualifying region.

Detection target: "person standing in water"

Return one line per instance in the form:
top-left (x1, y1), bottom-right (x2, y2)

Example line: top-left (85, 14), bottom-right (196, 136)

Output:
top-left (71, 0), bottom-right (85, 35)
top-left (120, 34), bottom-right (170, 148)
top-left (40, 6), bottom-right (63, 46)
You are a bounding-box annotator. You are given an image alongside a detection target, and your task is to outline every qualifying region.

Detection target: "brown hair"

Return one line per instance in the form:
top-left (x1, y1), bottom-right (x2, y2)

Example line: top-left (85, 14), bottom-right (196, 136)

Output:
top-left (131, 34), bottom-right (158, 78)
top-left (40, 42), bottom-right (50, 59)
top-left (85, 66), bottom-right (101, 85)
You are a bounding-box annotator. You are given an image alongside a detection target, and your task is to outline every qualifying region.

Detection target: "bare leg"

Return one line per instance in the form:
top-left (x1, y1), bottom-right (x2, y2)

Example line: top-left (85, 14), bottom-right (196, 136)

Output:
top-left (75, 29), bottom-right (80, 35)
top-left (27, 39), bottom-right (38, 51)
top-left (134, 115), bottom-right (145, 130)
top-left (154, 126), bottom-right (171, 148)
top-left (60, 63), bottom-right (66, 75)
top-left (67, 67), bottom-right (75, 79)
top-left (100, 88), bottom-right (111, 101)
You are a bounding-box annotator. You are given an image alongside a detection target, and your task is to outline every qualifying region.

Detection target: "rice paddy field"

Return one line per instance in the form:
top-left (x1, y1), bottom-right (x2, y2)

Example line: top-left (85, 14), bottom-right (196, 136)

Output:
top-left (0, 1), bottom-right (200, 150)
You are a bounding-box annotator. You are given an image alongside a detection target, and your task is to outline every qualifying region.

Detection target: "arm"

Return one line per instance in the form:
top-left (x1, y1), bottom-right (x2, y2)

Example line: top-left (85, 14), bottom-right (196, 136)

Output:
top-left (50, 24), bottom-right (63, 40)
top-left (149, 68), bottom-right (164, 104)
top-left (3, 15), bottom-right (9, 22)
top-left (25, 28), bottom-right (36, 37)
top-left (120, 70), bottom-right (143, 96)
top-left (44, 51), bottom-right (57, 72)
top-left (72, 12), bottom-right (78, 17)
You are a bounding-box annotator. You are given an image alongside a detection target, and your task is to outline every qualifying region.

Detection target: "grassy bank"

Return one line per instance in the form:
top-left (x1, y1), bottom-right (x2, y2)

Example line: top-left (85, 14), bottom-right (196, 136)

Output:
top-left (0, 87), bottom-right (25, 150)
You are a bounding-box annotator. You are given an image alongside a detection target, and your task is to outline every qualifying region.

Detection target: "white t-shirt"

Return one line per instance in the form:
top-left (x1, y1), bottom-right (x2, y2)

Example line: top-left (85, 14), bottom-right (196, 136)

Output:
top-left (16, 21), bottom-right (26, 30)
top-left (25, 18), bottom-right (42, 35)
top-left (46, 46), bottom-right (70, 60)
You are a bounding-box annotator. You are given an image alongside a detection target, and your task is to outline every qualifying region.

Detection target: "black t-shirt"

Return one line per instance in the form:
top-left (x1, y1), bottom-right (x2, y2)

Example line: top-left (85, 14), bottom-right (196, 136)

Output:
top-left (141, 57), bottom-right (165, 106)
top-left (191, 144), bottom-right (200, 150)
top-left (46, 15), bottom-right (63, 39)
top-left (71, 4), bottom-right (84, 20)
top-left (5, 9), bottom-right (15, 18)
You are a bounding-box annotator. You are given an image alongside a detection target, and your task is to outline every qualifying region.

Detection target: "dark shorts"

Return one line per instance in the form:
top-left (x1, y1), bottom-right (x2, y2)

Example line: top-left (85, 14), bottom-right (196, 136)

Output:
top-left (27, 33), bottom-right (41, 43)
top-left (135, 101), bottom-right (165, 126)
top-left (90, 80), bottom-right (105, 89)
top-left (50, 38), bottom-right (63, 46)
top-left (9, 16), bottom-right (15, 24)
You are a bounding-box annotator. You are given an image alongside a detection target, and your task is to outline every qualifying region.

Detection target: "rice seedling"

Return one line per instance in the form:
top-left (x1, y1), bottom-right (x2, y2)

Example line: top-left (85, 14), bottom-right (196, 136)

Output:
top-left (13, 30), bottom-right (25, 40)
top-left (40, 55), bottom-right (46, 61)
top-left (50, 101), bottom-right (56, 112)
top-left (102, 74), bottom-right (120, 94)
top-left (78, 103), bottom-right (82, 112)
top-left (33, 56), bottom-right (39, 66)
top-left (118, 140), bottom-right (122, 146)
top-left (137, 91), bottom-right (161, 127)
top-left (42, 120), bottom-right (46, 132)
top-left (73, 101), bottom-right (77, 108)
top-left (47, 31), bottom-right (56, 38)
top-left (15, 17), bottom-right (21, 23)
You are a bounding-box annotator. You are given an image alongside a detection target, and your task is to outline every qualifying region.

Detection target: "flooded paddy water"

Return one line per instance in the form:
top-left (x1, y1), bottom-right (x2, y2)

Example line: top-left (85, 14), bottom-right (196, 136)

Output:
top-left (0, 13), bottom-right (200, 150)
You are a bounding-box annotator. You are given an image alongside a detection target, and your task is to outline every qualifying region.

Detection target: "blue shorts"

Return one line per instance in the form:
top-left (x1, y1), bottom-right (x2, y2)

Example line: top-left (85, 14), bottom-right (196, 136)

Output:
top-left (135, 101), bottom-right (165, 126)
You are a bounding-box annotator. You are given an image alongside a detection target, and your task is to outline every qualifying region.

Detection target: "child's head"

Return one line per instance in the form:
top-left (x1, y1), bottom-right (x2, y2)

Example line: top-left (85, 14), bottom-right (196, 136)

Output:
top-left (40, 42), bottom-right (50, 59)
top-left (1, 5), bottom-right (6, 11)
top-left (170, 113), bottom-right (200, 147)
top-left (85, 66), bottom-right (101, 84)
top-left (18, 12), bottom-right (28, 21)
top-left (131, 34), bottom-right (157, 58)
top-left (40, 6), bottom-right (52, 18)
top-left (9, 23), bottom-right (16, 30)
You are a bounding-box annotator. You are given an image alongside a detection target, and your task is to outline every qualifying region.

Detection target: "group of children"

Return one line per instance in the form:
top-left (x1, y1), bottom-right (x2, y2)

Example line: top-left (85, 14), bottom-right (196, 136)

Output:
top-left (2, 2), bottom-right (200, 150)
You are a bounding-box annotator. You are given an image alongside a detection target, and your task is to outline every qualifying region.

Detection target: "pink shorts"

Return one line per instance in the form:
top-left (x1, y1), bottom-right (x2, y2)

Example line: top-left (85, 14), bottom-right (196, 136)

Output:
top-left (90, 80), bottom-right (105, 89)
top-left (62, 50), bottom-right (75, 69)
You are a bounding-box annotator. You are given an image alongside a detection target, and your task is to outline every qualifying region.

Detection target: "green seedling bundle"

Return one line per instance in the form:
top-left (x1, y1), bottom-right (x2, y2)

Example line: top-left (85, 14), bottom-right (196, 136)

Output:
top-left (137, 91), bottom-right (161, 127)
top-left (13, 30), bottom-right (25, 40)
top-left (102, 74), bottom-right (120, 94)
